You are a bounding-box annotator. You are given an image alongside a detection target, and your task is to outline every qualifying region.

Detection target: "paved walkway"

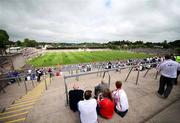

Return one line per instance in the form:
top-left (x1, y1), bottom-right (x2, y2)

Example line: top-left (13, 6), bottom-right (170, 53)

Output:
top-left (146, 99), bottom-right (180, 123)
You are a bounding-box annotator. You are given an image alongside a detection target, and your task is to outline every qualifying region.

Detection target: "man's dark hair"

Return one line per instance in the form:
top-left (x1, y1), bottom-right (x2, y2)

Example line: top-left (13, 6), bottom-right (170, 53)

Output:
top-left (170, 54), bottom-right (176, 61)
top-left (165, 54), bottom-right (171, 60)
top-left (84, 90), bottom-right (92, 100)
top-left (115, 81), bottom-right (122, 89)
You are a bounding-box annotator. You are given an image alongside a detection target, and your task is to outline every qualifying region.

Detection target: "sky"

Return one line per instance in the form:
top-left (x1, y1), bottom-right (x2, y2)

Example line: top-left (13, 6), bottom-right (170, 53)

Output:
top-left (0, 0), bottom-right (180, 43)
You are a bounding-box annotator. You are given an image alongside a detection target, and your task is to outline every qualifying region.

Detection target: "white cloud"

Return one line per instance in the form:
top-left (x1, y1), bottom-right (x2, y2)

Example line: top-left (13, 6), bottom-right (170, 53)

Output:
top-left (0, 0), bottom-right (180, 43)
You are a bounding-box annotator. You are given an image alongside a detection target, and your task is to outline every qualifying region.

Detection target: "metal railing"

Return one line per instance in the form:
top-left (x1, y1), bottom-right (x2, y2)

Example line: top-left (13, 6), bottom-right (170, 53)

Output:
top-left (63, 62), bottom-right (160, 105)
top-left (0, 73), bottom-right (51, 94)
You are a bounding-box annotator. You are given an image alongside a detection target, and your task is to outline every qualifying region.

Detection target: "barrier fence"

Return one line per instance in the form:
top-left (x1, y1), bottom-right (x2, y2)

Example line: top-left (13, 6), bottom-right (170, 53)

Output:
top-left (0, 73), bottom-right (51, 94)
top-left (1, 62), bottom-right (160, 105)
top-left (63, 62), bottom-right (160, 105)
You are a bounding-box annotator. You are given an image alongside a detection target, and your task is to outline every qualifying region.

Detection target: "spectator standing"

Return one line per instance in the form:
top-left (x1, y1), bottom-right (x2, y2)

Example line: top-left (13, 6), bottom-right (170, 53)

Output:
top-left (157, 54), bottom-right (180, 98)
top-left (78, 90), bottom-right (98, 123)
top-left (112, 81), bottom-right (129, 118)
top-left (48, 67), bottom-right (53, 78)
top-left (36, 69), bottom-right (42, 82)
top-left (108, 61), bottom-right (112, 69)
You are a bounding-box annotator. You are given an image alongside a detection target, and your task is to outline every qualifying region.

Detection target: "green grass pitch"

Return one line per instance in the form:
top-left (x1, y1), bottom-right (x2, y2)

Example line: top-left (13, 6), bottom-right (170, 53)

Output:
top-left (28, 50), bottom-right (153, 67)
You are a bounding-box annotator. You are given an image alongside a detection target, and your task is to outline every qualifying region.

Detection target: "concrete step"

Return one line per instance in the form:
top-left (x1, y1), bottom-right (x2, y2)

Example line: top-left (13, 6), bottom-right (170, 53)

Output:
top-left (145, 99), bottom-right (180, 123)
top-left (0, 78), bottom-right (51, 123)
top-left (0, 111), bottom-right (28, 123)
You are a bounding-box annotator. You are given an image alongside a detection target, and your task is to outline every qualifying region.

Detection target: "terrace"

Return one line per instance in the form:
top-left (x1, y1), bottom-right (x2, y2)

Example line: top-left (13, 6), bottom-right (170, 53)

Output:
top-left (0, 64), bottom-right (179, 123)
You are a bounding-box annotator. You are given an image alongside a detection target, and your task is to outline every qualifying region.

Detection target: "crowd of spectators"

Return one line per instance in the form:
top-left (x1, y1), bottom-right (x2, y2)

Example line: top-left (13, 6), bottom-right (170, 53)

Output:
top-left (21, 48), bottom-right (43, 60)
top-left (61, 56), bottom-right (164, 74)
top-left (0, 66), bottom-right (54, 91)
top-left (129, 48), bottom-right (174, 55)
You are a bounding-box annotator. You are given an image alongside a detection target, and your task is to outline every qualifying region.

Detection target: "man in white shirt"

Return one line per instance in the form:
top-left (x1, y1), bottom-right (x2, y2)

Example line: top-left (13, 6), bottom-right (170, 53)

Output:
top-left (112, 81), bottom-right (129, 118)
top-left (157, 54), bottom-right (180, 98)
top-left (78, 90), bottom-right (98, 123)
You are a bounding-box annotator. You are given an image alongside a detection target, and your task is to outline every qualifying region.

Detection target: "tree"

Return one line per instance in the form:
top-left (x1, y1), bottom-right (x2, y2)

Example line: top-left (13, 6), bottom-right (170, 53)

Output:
top-left (0, 29), bottom-right (9, 55)
top-left (168, 40), bottom-right (180, 48)
top-left (162, 40), bottom-right (170, 48)
top-left (134, 41), bottom-right (143, 45)
top-left (16, 40), bottom-right (22, 46)
top-left (23, 38), bottom-right (38, 47)
top-left (168, 40), bottom-right (180, 54)
top-left (8, 40), bottom-right (15, 46)
top-left (0, 29), bottom-right (9, 49)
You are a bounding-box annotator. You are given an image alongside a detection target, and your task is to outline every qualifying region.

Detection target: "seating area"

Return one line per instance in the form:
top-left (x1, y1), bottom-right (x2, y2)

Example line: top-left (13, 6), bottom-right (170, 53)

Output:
top-left (21, 48), bottom-right (43, 60)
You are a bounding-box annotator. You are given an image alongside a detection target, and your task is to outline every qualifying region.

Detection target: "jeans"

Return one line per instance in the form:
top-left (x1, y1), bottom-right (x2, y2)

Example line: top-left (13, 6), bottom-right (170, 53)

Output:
top-left (115, 107), bottom-right (128, 118)
top-left (158, 75), bottom-right (175, 98)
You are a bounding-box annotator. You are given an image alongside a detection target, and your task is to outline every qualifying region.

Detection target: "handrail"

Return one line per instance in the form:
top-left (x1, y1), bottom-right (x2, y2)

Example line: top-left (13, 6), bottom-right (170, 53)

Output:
top-left (64, 62), bottom-right (160, 105)
top-left (64, 62), bottom-right (159, 79)
top-left (0, 73), bottom-right (50, 94)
